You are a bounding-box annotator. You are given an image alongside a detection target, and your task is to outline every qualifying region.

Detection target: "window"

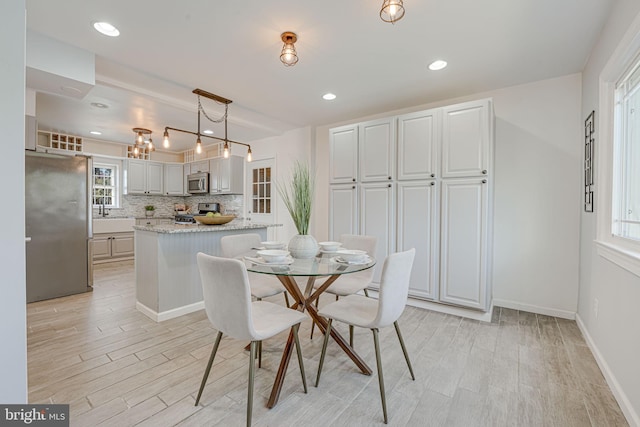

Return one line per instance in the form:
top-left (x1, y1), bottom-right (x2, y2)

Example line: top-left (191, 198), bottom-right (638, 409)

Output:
top-left (613, 62), bottom-right (640, 242)
top-left (252, 167), bottom-right (271, 214)
top-left (93, 163), bottom-right (119, 208)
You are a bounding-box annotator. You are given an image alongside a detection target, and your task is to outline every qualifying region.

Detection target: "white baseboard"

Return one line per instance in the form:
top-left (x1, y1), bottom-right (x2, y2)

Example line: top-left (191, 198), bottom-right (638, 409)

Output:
top-left (492, 298), bottom-right (575, 319)
top-left (136, 301), bottom-right (205, 322)
top-left (576, 314), bottom-right (639, 427)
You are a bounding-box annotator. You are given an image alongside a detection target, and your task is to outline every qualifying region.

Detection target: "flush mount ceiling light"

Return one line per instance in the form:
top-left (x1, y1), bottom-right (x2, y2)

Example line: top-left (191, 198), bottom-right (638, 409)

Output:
top-left (280, 32), bottom-right (299, 67)
top-left (131, 128), bottom-right (153, 158)
top-left (203, 129), bottom-right (214, 135)
top-left (428, 60), bottom-right (448, 71)
top-left (323, 93), bottom-right (337, 101)
top-left (92, 21), bottom-right (120, 37)
top-left (163, 88), bottom-right (253, 161)
top-left (90, 131), bottom-right (102, 135)
top-left (380, 0), bottom-right (405, 24)
top-left (90, 102), bottom-right (109, 109)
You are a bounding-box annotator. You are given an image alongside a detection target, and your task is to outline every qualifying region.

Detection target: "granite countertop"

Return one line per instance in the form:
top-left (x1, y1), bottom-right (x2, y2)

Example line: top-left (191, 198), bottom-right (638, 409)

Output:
top-left (133, 220), bottom-right (281, 234)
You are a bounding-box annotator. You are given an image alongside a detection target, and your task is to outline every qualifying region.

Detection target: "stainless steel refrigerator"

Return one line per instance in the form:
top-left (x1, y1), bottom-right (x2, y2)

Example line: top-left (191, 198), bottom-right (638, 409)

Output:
top-left (25, 151), bottom-right (93, 303)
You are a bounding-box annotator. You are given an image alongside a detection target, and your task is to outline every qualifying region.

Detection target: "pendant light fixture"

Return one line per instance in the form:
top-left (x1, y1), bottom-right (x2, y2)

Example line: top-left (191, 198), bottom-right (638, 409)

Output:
top-left (380, 0), bottom-right (405, 24)
top-left (280, 32), bottom-right (299, 67)
top-left (163, 88), bottom-right (253, 161)
top-left (131, 128), bottom-right (152, 158)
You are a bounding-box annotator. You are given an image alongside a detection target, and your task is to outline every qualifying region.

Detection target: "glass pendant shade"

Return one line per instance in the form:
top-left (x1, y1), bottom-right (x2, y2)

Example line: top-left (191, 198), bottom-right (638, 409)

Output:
top-left (246, 147), bottom-right (252, 162)
top-left (223, 141), bottom-right (230, 158)
top-left (163, 129), bottom-right (170, 148)
top-left (280, 32), bottom-right (299, 66)
top-left (380, 0), bottom-right (405, 23)
top-left (196, 137), bottom-right (202, 154)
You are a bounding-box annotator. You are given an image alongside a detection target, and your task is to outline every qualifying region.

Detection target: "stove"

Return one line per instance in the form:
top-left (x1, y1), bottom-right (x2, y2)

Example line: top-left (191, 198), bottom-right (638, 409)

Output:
top-left (174, 202), bottom-right (221, 224)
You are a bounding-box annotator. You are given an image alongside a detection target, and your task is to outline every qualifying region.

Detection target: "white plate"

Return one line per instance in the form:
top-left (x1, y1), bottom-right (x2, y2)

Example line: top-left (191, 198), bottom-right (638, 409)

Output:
top-left (320, 249), bottom-right (340, 254)
top-left (245, 256), bottom-right (294, 266)
top-left (331, 256), bottom-right (372, 265)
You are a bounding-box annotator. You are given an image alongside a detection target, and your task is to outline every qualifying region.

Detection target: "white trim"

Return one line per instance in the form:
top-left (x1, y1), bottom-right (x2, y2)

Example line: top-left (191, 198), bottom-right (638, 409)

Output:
top-left (493, 298), bottom-right (575, 320)
top-left (136, 301), bottom-right (204, 322)
top-left (576, 314), bottom-right (639, 427)
top-left (595, 240), bottom-right (640, 277)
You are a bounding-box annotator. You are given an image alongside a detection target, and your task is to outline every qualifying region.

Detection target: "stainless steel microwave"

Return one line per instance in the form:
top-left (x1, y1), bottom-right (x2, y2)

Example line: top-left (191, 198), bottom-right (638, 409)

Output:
top-left (187, 172), bottom-right (209, 194)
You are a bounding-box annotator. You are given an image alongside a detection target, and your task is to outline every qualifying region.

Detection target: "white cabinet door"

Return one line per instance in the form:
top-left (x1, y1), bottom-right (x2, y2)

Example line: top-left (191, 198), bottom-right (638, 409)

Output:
top-left (111, 233), bottom-right (135, 258)
top-left (360, 182), bottom-right (395, 284)
top-left (329, 124), bottom-right (358, 184)
top-left (220, 156), bottom-right (244, 194)
top-left (439, 178), bottom-right (488, 310)
top-left (209, 158), bottom-right (220, 193)
top-left (92, 235), bottom-right (111, 261)
top-left (146, 162), bottom-right (164, 195)
top-left (397, 181), bottom-right (438, 300)
top-left (397, 109), bottom-right (439, 180)
top-left (441, 99), bottom-right (491, 178)
top-left (190, 160), bottom-right (209, 174)
top-left (183, 164), bottom-right (190, 196)
top-left (127, 160), bottom-right (147, 194)
top-left (359, 118), bottom-right (394, 182)
top-left (329, 184), bottom-right (358, 241)
top-left (164, 164), bottom-right (184, 195)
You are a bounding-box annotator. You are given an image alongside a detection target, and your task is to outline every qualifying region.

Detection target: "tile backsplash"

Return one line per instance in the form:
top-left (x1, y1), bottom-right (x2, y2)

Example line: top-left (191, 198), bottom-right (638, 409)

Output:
top-left (95, 194), bottom-right (244, 219)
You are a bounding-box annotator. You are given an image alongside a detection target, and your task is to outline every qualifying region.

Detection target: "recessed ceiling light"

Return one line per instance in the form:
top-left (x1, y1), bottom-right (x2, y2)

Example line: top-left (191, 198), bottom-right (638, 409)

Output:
top-left (203, 129), bottom-right (214, 135)
top-left (60, 85), bottom-right (82, 95)
top-left (428, 60), bottom-right (447, 71)
top-left (92, 22), bottom-right (120, 37)
top-left (90, 131), bottom-right (102, 135)
top-left (90, 102), bottom-right (109, 109)
top-left (323, 93), bottom-right (337, 101)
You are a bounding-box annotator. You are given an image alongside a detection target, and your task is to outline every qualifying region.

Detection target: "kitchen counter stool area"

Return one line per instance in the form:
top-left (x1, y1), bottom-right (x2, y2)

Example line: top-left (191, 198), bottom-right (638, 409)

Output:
top-left (133, 222), bottom-right (274, 322)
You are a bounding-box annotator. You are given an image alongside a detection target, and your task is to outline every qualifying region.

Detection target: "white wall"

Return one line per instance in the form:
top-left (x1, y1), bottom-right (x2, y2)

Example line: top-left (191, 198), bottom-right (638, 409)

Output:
top-left (248, 127), bottom-right (313, 242)
top-left (579, 1), bottom-right (640, 425)
top-left (315, 74), bottom-right (582, 318)
top-left (0, 0), bottom-right (28, 403)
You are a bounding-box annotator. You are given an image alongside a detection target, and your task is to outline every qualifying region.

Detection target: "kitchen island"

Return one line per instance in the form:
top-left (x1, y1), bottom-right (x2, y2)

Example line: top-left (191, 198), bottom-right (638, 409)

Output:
top-left (133, 220), bottom-right (278, 321)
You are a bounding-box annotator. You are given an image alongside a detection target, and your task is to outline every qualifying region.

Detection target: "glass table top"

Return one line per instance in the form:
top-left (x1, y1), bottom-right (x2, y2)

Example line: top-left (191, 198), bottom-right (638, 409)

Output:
top-left (245, 254), bottom-right (375, 277)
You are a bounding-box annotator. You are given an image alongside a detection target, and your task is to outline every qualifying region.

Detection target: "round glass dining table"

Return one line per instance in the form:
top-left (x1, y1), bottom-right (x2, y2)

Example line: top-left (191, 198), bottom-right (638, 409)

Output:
top-left (245, 254), bottom-right (376, 408)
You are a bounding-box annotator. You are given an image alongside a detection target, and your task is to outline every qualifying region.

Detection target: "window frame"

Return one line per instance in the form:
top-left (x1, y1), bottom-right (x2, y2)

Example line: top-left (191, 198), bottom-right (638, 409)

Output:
top-left (92, 162), bottom-right (120, 209)
top-left (595, 16), bottom-right (640, 277)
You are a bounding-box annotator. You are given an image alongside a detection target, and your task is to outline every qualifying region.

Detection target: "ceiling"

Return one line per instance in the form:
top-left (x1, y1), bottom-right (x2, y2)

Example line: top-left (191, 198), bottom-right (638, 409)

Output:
top-left (25, 0), bottom-right (615, 153)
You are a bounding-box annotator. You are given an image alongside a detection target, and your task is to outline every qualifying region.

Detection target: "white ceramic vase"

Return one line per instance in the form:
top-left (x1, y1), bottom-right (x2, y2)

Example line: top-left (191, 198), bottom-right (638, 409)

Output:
top-left (288, 234), bottom-right (319, 259)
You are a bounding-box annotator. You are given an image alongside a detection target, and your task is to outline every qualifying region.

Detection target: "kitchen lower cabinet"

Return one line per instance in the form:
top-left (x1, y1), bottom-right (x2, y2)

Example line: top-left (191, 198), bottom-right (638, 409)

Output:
top-left (93, 232), bottom-right (134, 263)
top-left (397, 181), bottom-right (438, 300)
top-left (329, 184), bottom-right (358, 240)
top-left (439, 178), bottom-right (489, 310)
top-left (360, 182), bottom-right (395, 284)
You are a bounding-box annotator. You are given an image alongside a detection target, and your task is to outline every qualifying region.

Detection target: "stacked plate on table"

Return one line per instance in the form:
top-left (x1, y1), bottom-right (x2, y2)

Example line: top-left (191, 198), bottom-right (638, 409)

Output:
top-left (246, 249), bottom-right (294, 265)
top-left (318, 241), bottom-right (342, 253)
top-left (333, 249), bottom-right (371, 265)
top-left (261, 241), bottom-right (287, 250)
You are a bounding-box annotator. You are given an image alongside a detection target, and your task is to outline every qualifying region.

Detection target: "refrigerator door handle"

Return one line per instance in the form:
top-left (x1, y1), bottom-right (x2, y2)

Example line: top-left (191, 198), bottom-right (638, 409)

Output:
top-left (86, 156), bottom-right (93, 238)
top-left (25, 237), bottom-right (31, 243)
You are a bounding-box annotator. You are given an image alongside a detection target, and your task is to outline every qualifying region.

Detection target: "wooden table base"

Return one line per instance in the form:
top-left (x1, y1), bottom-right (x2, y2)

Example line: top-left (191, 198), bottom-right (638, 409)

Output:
top-left (267, 274), bottom-right (372, 408)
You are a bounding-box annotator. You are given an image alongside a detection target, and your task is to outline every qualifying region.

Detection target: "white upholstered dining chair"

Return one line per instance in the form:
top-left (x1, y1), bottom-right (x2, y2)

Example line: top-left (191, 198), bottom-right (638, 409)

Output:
top-left (195, 253), bottom-right (307, 427)
top-left (220, 233), bottom-right (290, 307)
top-left (315, 248), bottom-right (416, 424)
top-left (311, 234), bottom-right (377, 343)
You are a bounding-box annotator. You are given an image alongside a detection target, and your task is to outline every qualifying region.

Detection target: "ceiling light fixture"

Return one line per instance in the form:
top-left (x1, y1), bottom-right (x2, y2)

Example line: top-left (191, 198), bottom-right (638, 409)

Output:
top-left (90, 102), bottom-right (109, 109)
top-left (90, 131), bottom-right (102, 135)
top-left (131, 128), bottom-right (153, 158)
top-left (203, 129), bottom-right (214, 135)
top-left (280, 32), bottom-right (299, 67)
top-left (322, 93), bottom-right (337, 101)
top-left (163, 88), bottom-right (253, 162)
top-left (380, 0), bottom-right (405, 24)
top-left (428, 60), bottom-right (448, 71)
top-left (93, 22), bottom-right (120, 37)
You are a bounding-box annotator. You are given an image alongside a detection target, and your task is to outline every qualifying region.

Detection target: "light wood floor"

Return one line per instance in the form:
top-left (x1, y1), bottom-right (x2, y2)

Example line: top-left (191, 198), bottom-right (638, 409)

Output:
top-left (27, 260), bottom-right (628, 426)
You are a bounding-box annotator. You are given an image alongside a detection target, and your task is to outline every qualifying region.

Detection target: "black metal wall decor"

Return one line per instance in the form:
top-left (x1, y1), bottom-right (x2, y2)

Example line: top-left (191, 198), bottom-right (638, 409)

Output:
top-left (584, 110), bottom-right (595, 212)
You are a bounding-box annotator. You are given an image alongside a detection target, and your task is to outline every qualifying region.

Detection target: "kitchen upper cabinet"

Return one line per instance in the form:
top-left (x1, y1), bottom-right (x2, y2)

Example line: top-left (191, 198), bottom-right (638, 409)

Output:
top-left (439, 178), bottom-right (489, 310)
top-left (397, 109), bottom-right (439, 181)
top-left (183, 164), bottom-right (190, 196)
top-left (441, 99), bottom-right (491, 178)
top-left (210, 156), bottom-right (244, 194)
top-left (397, 181), bottom-right (438, 300)
top-left (127, 160), bottom-right (163, 195)
top-left (360, 182), bottom-right (395, 285)
top-left (163, 163), bottom-right (184, 196)
top-left (190, 160), bottom-right (209, 174)
top-left (329, 184), bottom-right (358, 240)
top-left (329, 124), bottom-right (358, 184)
top-left (359, 118), bottom-right (395, 183)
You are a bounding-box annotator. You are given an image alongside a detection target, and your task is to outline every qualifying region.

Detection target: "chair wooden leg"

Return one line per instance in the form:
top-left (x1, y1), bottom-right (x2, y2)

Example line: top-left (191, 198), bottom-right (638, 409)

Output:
top-left (372, 328), bottom-right (388, 424)
top-left (247, 341), bottom-right (257, 427)
top-left (258, 340), bottom-right (263, 368)
top-left (310, 296), bottom-right (320, 340)
top-left (283, 292), bottom-right (290, 308)
top-left (315, 318), bottom-right (333, 387)
top-left (349, 325), bottom-right (354, 348)
top-left (394, 321), bottom-right (415, 380)
top-left (292, 324), bottom-right (307, 393)
top-left (195, 331), bottom-right (223, 406)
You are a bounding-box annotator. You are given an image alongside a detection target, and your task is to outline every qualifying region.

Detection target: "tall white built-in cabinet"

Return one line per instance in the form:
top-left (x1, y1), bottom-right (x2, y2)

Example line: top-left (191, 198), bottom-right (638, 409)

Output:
top-left (329, 98), bottom-right (494, 313)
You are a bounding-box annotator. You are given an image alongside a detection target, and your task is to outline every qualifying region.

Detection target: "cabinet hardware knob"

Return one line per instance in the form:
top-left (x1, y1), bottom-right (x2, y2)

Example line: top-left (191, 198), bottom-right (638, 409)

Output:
top-left (482, 179), bottom-right (487, 184)
top-left (431, 173), bottom-right (435, 178)
top-left (482, 170), bottom-right (487, 174)
top-left (352, 186), bottom-right (356, 189)
top-left (431, 182), bottom-right (435, 186)
top-left (388, 176), bottom-right (392, 180)
top-left (352, 178), bottom-right (356, 182)
top-left (388, 184), bottom-right (392, 188)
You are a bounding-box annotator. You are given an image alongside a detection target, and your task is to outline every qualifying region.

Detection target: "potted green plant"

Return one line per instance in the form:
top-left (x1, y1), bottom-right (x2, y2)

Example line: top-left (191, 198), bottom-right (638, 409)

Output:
top-left (278, 161), bottom-right (318, 258)
top-left (144, 205), bottom-right (155, 218)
